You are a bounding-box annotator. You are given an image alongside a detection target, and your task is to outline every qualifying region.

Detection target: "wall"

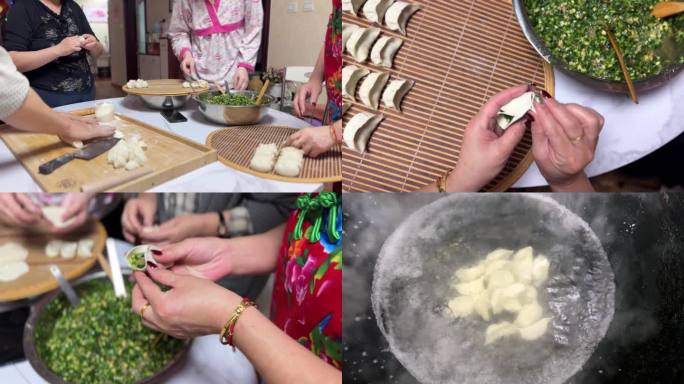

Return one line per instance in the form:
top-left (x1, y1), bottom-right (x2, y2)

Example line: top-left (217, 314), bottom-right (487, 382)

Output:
top-left (267, 0), bottom-right (330, 69)
top-left (108, 0), bottom-right (126, 85)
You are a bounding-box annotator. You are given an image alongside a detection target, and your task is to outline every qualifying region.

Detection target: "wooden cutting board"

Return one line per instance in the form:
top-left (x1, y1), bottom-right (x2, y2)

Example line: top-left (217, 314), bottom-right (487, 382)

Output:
top-left (122, 79), bottom-right (209, 96)
top-left (0, 109), bottom-right (218, 192)
top-left (0, 221), bottom-right (106, 302)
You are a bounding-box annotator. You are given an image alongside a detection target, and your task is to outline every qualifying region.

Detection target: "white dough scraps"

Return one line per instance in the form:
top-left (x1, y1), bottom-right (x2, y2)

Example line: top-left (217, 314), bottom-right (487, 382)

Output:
top-left (448, 246), bottom-right (551, 345)
top-left (127, 79), bottom-right (149, 88)
top-left (107, 133), bottom-right (148, 171)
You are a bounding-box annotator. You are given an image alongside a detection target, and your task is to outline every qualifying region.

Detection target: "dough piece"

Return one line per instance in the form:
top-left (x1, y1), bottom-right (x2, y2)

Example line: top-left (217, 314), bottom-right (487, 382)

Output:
top-left (342, 23), bottom-right (360, 53)
top-left (250, 143), bottom-right (279, 173)
top-left (485, 248), bottom-right (514, 262)
top-left (77, 239), bottom-right (95, 258)
top-left (496, 91), bottom-right (542, 131)
top-left (342, 0), bottom-right (367, 15)
top-left (519, 317), bottom-right (551, 341)
top-left (191, 81), bottom-right (200, 88)
top-left (108, 140), bottom-right (130, 169)
top-left (0, 242), bottom-right (29, 263)
top-left (69, 141), bottom-right (84, 149)
top-left (363, 0), bottom-right (395, 24)
top-left (95, 102), bottom-right (116, 123)
top-left (198, 80), bottom-right (208, 87)
top-left (107, 134), bottom-right (148, 171)
top-left (358, 72), bottom-right (390, 110)
top-left (182, 81), bottom-right (191, 88)
top-left (382, 79), bottom-right (414, 111)
top-left (512, 246), bottom-right (534, 284)
top-left (113, 130), bottom-right (125, 139)
top-left (274, 147), bottom-right (305, 177)
top-left (125, 160), bottom-right (140, 171)
top-left (385, 1), bottom-right (421, 35)
top-left (42, 206), bottom-right (75, 228)
top-left (342, 65), bottom-right (370, 101)
top-left (532, 255), bottom-right (550, 287)
top-left (370, 36), bottom-right (403, 68)
top-left (485, 321), bottom-right (517, 345)
top-left (343, 112), bottom-right (384, 153)
top-left (0, 261), bottom-right (29, 282)
top-left (515, 302), bottom-right (543, 328)
top-left (448, 295), bottom-right (474, 318)
top-left (346, 27), bottom-right (381, 63)
top-left (126, 80), bottom-right (137, 88)
top-left (454, 263), bottom-right (485, 282)
top-left (60, 242), bottom-right (78, 259)
top-left (454, 277), bottom-right (484, 297)
top-left (45, 240), bottom-right (64, 258)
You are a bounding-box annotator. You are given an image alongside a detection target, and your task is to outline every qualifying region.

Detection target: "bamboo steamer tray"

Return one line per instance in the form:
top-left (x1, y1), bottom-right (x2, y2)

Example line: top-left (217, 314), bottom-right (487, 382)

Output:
top-left (0, 109), bottom-right (217, 192)
top-left (122, 79), bottom-right (209, 96)
top-left (0, 221), bottom-right (106, 302)
top-left (342, 0), bottom-right (555, 192)
top-left (206, 125), bottom-right (342, 183)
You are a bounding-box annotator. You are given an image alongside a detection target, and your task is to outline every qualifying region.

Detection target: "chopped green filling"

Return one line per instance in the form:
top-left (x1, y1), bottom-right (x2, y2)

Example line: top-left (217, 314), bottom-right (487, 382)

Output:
top-left (200, 92), bottom-right (257, 106)
top-left (35, 280), bottom-right (183, 384)
top-left (127, 251), bottom-right (146, 270)
top-left (526, 0), bottom-right (684, 81)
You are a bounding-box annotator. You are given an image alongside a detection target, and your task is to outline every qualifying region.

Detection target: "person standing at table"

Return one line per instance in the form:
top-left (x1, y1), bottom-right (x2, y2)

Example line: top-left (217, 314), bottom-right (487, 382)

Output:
top-left (3, 0), bottom-right (104, 108)
top-left (168, 0), bottom-right (264, 90)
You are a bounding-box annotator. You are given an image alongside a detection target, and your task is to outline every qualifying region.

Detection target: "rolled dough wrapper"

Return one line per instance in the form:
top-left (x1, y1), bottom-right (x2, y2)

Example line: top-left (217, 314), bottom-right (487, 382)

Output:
top-left (60, 242), bottom-right (78, 259)
top-left (77, 239), bottom-right (95, 258)
top-left (346, 27), bottom-right (381, 63)
top-left (342, 23), bottom-right (360, 53)
top-left (274, 147), bottom-right (305, 177)
top-left (126, 245), bottom-right (164, 271)
top-left (370, 36), bottom-right (404, 68)
top-left (45, 240), bottom-right (64, 258)
top-left (385, 1), bottom-right (421, 35)
top-left (0, 242), bottom-right (29, 263)
top-left (342, 0), bottom-right (367, 15)
top-left (342, 65), bottom-right (370, 101)
top-left (358, 71), bottom-right (390, 110)
top-left (363, 0), bottom-right (394, 24)
top-left (382, 79), bottom-right (414, 111)
top-left (0, 261), bottom-right (29, 282)
top-left (343, 112), bottom-right (384, 153)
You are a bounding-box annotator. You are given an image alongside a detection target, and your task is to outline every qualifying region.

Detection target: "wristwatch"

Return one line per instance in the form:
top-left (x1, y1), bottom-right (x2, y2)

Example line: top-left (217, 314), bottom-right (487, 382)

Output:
top-left (216, 211), bottom-right (228, 237)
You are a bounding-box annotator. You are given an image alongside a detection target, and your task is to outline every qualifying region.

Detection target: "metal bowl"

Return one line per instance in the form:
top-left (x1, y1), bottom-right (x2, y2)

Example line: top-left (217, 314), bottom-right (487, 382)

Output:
top-left (193, 90), bottom-right (274, 126)
top-left (513, 0), bottom-right (684, 93)
top-left (136, 94), bottom-right (191, 110)
top-left (23, 269), bottom-right (192, 384)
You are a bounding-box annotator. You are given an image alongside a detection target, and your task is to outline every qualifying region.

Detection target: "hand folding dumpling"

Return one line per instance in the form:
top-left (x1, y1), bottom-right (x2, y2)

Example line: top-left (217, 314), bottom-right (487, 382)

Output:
top-left (359, 72), bottom-right (390, 110)
top-left (370, 36), bottom-right (404, 68)
top-left (346, 27), bottom-right (382, 63)
top-left (342, 23), bottom-right (360, 54)
top-left (342, 0), bottom-right (368, 15)
top-left (343, 112), bottom-right (384, 153)
top-left (342, 65), bottom-right (370, 101)
top-left (363, 0), bottom-right (395, 24)
top-left (382, 79), bottom-right (414, 112)
top-left (385, 1), bottom-right (421, 35)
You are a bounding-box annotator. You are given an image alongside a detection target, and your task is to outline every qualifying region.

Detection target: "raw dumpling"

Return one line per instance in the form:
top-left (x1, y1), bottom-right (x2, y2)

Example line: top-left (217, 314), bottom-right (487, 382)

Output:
top-left (358, 72), bottom-right (390, 110)
top-left (342, 65), bottom-right (370, 101)
top-left (454, 263), bottom-right (485, 282)
top-left (77, 239), bottom-right (95, 258)
top-left (346, 27), bottom-right (381, 63)
top-left (250, 143), bottom-right (279, 173)
top-left (274, 147), bottom-right (305, 177)
top-left (363, 0), bottom-right (394, 24)
top-left (448, 295), bottom-right (474, 318)
top-left (182, 81), bottom-right (191, 88)
top-left (60, 242), bottom-right (78, 259)
top-left (532, 255), bottom-right (550, 287)
top-left (454, 277), bottom-right (484, 297)
top-left (385, 1), bottom-right (421, 35)
top-left (198, 80), bottom-right (209, 88)
top-left (126, 80), bottom-right (136, 88)
top-left (382, 79), bottom-right (414, 111)
top-left (370, 36), bottom-right (404, 68)
top-left (342, 23), bottom-right (360, 53)
top-left (95, 102), bottom-right (116, 123)
top-left (496, 91), bottom-right (542, 132)
top-left (519, 317), bottom-right (551, 341)
top-left (343, 112), bottom-right (384, 153)
top-left (0, 261), bottom-right (29, 282)
top-left (45, 240), bottom-right (63, 258)
top-left (515, 302), bottom-right (543, 328)
top-left (342, 0), bottom-right (367, 15)
top-left (485, 321), bottom-right (517, 345)
top-left (42, 206), bottom-right (75, 228)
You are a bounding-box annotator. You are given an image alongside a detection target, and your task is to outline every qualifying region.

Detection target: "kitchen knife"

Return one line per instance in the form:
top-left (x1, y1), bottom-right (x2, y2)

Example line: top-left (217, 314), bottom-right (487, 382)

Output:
top-left (39, 137), bottom-right (120, 175)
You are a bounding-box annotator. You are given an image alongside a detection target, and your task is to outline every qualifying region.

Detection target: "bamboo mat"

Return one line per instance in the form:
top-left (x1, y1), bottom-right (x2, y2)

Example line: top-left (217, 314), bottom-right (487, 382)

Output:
top-left (206, 125), bottom-right (342, 183)
top-left (342, 0), bottom-right (554, 192)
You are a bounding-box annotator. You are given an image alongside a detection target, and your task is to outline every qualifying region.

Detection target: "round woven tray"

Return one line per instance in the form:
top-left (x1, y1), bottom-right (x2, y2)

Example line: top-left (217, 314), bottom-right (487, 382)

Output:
top-left (342, 0), bottom-right (555, 192)
top-left (206, 125), bottom-right (342, 183)
top-left (122, 79), bottom-right (209, 96)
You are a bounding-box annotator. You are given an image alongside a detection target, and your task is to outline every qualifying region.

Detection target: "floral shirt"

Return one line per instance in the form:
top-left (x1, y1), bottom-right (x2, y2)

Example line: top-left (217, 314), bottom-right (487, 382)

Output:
top-left (168, 0), bottom-right (263, 84)
top-left (270, 193), bottom-right (342, 369)
top-left (325, 0), bottom-right (342, 123)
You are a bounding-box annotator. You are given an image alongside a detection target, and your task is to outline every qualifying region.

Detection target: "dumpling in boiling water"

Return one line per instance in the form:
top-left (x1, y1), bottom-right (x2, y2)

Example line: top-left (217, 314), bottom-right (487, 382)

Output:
top-left (448, 295), bottom-right (474, 318)
top-left (485, 321), bottom-right (517, 345)
top-left (519, 317), bottom-right (551, 341)
top-left (532, 255), bottom-right (550, 287)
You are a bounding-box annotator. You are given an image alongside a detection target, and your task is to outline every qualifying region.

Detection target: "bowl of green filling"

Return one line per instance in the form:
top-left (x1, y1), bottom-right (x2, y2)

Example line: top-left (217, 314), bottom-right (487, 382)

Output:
top-left (514, 0), bottom-right (684, 93)
top-left (24, 270), bottom-right (190, 384)
top-left (194, 90), bottom-right (275, 126)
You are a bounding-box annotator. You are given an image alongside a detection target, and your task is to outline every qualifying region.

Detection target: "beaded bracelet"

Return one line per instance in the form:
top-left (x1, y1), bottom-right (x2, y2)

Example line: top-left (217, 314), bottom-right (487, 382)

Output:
top-left (219, 298), bottom-right (257, 351)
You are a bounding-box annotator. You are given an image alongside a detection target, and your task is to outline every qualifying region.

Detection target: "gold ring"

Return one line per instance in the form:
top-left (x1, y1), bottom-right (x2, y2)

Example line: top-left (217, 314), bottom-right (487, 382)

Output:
top-left (139, 303), bottom-right (151, 318)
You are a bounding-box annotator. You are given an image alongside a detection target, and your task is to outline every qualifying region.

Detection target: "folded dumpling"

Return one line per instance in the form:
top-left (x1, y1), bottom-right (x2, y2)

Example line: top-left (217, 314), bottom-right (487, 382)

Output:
top-left (250, 143), bottom-right (279, 173)
top-left (385, 1), bottom-right (421, 35)
top-left (496, 91), bottom-right (543, 132)
top-left (346, 27), bottom-right (381, 63)
top-left (359, 72), bottom-right (390, 110)
top-left (382, 79), bottom-right (414, 112)
top-left (343, 112), bottom-right (384, 153)
top-left (342, 23), bottom-right (360, 53)
top-left (370, 36), bottom-right (404, 68)
top-left (342, 65), bottom-right (370, 101)
top-left (342, 0), bottom-right (368, 15)
top-left (363, 0), bottom-right (395, 24)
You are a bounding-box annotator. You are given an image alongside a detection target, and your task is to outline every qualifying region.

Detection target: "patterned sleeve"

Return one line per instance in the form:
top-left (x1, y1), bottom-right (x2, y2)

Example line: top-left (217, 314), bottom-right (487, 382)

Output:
top-left (168, 0), bottom-right (193, 61)
top-left (236, 0), bottom-right (264, 72)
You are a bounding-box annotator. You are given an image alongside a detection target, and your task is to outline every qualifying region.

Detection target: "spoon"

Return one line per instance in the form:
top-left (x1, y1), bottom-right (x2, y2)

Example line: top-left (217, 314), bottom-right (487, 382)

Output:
top-left (49, 265), bottom-right (80, 307)
top-left (605, 28), bottom-right (639, 104)
top-left (651, 2), bottom-right (684, 18)
top-left (106, 238), bottom-right (127, 298)
top-left (256, 79), bottom-right (270, 105)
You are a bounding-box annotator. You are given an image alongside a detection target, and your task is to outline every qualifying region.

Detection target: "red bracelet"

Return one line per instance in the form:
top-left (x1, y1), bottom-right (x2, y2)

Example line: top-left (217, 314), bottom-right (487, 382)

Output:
top-left (219, 297), bottom-right (257, 351)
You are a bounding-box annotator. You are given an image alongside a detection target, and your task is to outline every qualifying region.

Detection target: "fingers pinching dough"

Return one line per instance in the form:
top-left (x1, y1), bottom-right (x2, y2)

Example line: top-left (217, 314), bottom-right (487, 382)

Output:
top-left (342, 65), bottom-right (370, 101)
top-left (363, 0), bottom-right (395, 24)
top-left (385, 1), bottom-right (421, 35)
top-left (382, 79), bottom-right (414, 111)
top-left (359, 72), bottom-right (390, 110)
top-left (342, 0), bottom-right (368, 15)
top-left (346, 27), bottom-right (382, 63)
top-left (344, 112), bottom-right (384, 153)
top-left (370, 36), bottom-right (404, 68)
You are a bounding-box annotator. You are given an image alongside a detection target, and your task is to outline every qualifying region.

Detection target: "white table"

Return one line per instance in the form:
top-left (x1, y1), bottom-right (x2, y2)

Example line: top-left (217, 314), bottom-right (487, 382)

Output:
top-left (0, 96), bottom-right (320, 193)
top-left (514, 69), bottom-right (684, 188)
top-left (0, 239), bottom-right (259, 384)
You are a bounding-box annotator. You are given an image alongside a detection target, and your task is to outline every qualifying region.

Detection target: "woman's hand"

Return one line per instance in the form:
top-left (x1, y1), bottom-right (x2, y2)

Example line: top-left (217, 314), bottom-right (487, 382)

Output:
top-left (293, 81), bottom-right (323, 117)
top-left (131, 268), bottom-right (242, 339)
top-left (47, 193), bottom-right (93, 234)
top-left (122, 194), bottom-right (158, 243)
top-left (180, 55), bottom-right (196, 78)
top-left (55, 36), bottom-right (83, 57)
top-left (530, 97), bottom-right (602, 192)
top-left (81, 34), bottom-right (99, 52)
top-left (286, 127), bottom-right (333, 157)
top-left (233, 67), bottom-right (249, 90)
top-left (445, 85), bottom-right (531, 192)
top-left (138, 213), bottom-right (219, 245)
top-left (0, 193), bottom-right (43, 228)
top-left (153, 237), bottom-right (234, 281)
top-left (59, 114), bottom-right (116, 143)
